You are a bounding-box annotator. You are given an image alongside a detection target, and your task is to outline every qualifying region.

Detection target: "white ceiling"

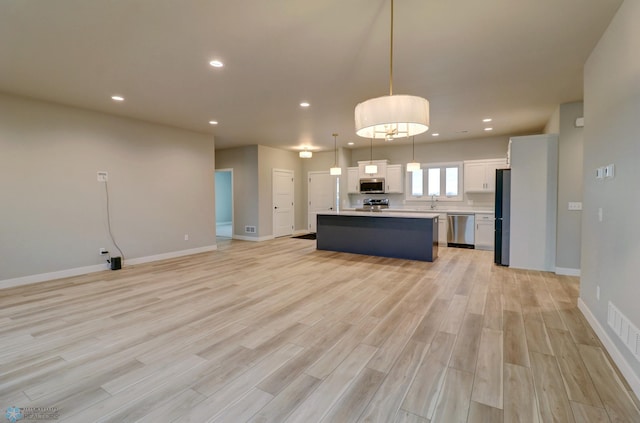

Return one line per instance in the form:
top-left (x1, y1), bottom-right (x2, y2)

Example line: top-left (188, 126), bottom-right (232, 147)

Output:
top-left (0, 0), bottom-right (622, 152)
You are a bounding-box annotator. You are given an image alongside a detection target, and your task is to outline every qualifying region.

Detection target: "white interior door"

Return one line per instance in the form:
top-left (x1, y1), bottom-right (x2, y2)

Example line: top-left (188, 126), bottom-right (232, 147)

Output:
top-left (273, 169), bottom-right (294, 238)
top-left (308, 171), bottom-right (336, 232)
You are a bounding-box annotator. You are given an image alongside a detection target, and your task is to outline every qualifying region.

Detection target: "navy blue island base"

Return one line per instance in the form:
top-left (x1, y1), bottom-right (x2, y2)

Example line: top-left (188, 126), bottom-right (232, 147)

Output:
top-left (316, 212), bottom-right (438, 262)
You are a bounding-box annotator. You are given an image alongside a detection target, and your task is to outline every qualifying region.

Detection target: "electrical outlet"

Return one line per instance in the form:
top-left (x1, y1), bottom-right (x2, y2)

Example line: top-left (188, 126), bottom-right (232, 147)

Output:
top-left (99, 248), bottom-right (108, 255)
top-left (568, 202), bottom-right (582, 211)
top-left (97, 171), bottom-right (108, 182)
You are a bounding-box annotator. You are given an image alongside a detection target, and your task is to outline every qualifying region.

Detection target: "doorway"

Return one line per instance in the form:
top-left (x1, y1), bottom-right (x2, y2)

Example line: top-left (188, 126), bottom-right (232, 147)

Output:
top-left (307, 171), bottom-right (336, 232)
top-left (215, 169), bottom-right (233, 238)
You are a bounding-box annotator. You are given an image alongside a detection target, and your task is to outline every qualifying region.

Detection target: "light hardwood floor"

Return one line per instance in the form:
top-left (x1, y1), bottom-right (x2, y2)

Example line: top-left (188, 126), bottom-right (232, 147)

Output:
top-left (1, 238), bottom-right (639, 422)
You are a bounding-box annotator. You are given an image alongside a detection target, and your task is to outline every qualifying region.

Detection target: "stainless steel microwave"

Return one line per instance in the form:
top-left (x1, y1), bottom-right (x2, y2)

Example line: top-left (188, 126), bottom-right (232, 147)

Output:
top-left (359, 178), bottom-right (385, 193)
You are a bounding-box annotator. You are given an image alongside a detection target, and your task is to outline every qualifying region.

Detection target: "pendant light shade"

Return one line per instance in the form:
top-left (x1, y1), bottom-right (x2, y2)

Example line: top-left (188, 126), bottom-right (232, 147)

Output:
top-left (355, 95), bottom-right (430, 139)
top-left (354, 0), bottom-right (430, 140)
top-left (406, 136), bottom-right (421, 172)
top-left (329, 133), bottom-right (342, 175)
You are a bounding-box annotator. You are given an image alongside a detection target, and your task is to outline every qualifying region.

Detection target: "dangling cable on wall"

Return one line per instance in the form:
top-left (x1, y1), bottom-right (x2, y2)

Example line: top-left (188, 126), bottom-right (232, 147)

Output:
top-left (103, 180), bottom-right (125, 262)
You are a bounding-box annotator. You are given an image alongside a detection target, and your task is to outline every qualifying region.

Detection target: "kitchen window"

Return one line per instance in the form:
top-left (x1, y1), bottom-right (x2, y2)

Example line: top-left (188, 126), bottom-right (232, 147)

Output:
top-left (406, 162), bottom-right (463, 202)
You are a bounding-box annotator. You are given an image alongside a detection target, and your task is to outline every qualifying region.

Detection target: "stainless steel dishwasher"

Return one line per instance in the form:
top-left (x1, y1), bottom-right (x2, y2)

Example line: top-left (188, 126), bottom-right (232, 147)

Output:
top-left (447, 214), bottom-right (475, 248)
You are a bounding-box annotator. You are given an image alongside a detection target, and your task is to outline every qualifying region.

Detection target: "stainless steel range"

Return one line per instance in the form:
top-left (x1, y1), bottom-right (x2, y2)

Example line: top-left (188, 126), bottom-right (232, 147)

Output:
top-left (355, 198), bottom-right (389, 212)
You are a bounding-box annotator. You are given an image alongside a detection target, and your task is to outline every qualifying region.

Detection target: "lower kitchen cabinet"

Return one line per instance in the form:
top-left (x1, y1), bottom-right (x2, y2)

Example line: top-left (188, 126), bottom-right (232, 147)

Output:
top-left (475, 213), bottom-right (494, 250)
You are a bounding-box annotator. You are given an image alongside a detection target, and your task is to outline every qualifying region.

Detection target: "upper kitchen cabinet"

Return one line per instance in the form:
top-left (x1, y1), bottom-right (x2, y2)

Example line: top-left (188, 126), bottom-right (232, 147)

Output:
top-left (347, 167), bottom-right (359, 194)
top-left (464, 158), bottom-right (507, 193)
top-left (357, 160), bottom-right (388, 180)
top-left (385, 164), bottom-right (404, 193)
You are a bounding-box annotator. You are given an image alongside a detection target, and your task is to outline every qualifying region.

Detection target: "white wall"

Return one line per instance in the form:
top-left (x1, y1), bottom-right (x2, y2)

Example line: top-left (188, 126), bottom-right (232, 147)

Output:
top-left (509, 134), bottom-right (558, 272)
top-left (215, 146), bottom-right (259, 239)
top-left (349, 135), bottom-right (511, 165)
top-left (581, 0), bottom-right (640, 392)
top-left (0, 93), bottom-right (216, 284)
top-left (555, 102), bottom-right (584, 273)
top-left (257, 145), bottom-right (304, 237)
top-left (216, 145), bottom-right (305, 239)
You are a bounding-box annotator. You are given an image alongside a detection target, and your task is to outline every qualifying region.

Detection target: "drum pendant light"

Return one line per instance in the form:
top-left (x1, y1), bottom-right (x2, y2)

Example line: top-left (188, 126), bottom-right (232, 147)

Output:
top-left (355, 0), bottom-right (430, 140)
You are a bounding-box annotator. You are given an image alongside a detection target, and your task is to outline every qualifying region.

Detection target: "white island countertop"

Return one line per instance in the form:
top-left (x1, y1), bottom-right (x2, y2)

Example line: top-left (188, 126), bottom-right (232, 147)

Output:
top-left (317, 210), bottom-right (440, 219)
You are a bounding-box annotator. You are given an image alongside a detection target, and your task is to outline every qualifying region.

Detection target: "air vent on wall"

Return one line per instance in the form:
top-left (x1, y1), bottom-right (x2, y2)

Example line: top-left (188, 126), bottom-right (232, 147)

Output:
top-left (608, 301), bottom-right (640, 362)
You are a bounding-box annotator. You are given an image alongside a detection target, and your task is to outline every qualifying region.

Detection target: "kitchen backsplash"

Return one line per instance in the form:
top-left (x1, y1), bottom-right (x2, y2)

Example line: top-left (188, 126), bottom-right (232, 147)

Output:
top-left (346, 192), bottom-right (495, 212)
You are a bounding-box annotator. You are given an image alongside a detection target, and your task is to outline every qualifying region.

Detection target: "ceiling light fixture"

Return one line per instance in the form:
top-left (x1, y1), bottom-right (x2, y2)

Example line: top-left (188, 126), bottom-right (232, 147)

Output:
top-left (484, 127), bottom-right (493, 131)
top-left (348, 142), bottom-right (354, 146)
top-left (406, 136), bottom-right (420, 172)
top-left (431, 133), bottom-right (439, 137)
top-left (209, 60), bottom-right (224, 68)
top-left (111, 95), bottom-right (124, 101)
top-left (300, 102), bottom-right (310, 108)
top-left (354, 0), bottom-right (429, 140)
top-left (209, 120), bottom-right (218, 125)
top-left (299, 148), bottom-right (312, 159)
top-left (365, 139), bottom-right (378, 174)
top-left (329, 133), bottom-right (342, 176)
top-left (482, 118), bottom-right (492, 122)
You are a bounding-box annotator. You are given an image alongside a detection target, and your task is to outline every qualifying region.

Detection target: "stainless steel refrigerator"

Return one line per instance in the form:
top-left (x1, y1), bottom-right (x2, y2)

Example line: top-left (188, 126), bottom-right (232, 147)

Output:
top-left (495, 169), bottom-right (510, 265)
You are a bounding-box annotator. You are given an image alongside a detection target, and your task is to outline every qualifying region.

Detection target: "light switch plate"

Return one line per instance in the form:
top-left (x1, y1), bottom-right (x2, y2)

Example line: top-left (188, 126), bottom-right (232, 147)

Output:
top-left (605, 164), bottom-right (615, 178)
top-left (596, 167), bottom-right (604, 179)
top-left (97, 171), bottom-right (108, 182)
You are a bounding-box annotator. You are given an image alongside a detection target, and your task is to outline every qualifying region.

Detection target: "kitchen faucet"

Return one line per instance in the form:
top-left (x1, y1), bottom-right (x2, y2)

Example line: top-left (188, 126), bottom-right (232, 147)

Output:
top-left (430, 195), bottom-right (437, 209)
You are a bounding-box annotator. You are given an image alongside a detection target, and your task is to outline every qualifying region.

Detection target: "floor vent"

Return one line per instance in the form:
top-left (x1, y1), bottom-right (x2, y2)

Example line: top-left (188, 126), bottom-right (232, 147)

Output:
top-left (244, 226), bottom-right (256, 234)
top-left (608, 301), bottom-right (640, 362)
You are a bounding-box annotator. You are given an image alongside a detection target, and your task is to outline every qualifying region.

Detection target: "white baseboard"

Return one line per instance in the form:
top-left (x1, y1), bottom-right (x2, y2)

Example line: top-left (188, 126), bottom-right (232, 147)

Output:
top-left (578, 298), bottom-right (640, 400)
top-left (0, 244), bottom-right (217, 290)
top-left (125, 245), bottom-right (217, 266)
top-left (556, 267), bottom-right (581, 276)
top-left (232, 235), bottom-right (274, 242)
top-left (0, 263), bottom-right (110, 290)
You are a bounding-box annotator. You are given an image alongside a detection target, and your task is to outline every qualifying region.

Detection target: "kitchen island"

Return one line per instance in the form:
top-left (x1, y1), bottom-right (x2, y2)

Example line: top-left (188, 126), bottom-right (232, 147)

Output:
top-left (316, 211), bottom-right (439, 262)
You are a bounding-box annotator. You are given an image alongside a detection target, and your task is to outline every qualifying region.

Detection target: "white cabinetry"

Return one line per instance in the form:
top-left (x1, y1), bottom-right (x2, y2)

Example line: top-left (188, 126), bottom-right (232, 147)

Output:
top-left (464, 159), bottom-right (507, 193)
top-left (347, 167), bottom-right (359, 194)
top-left (385, 164), bottom-right (404, 193)
top-left (358, 160), bottom-right (388, 179)
top-left (438, 213), bottom-right (448, 246)
top-left (475, 213), bottom-right (494, 250)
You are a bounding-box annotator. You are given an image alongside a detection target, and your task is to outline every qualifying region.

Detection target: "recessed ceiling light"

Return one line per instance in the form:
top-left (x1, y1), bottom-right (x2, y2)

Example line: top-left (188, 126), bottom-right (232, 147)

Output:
top-left (300, 102), bottom-right (310, 108)
top-left (484, 127), bottom-right (493, 131)
top-left (348, 142), bottom-right (354, 146)
top-left (209, 120), bottom-right (218, 125)
top-left (111, 95), bottom-right (124, 101)
top-left (431, 133), bottom-right (439, 137)
top-left (483, 118), bottom-right (492, 122)
top-left (209, 60), bottom-right (224, 68)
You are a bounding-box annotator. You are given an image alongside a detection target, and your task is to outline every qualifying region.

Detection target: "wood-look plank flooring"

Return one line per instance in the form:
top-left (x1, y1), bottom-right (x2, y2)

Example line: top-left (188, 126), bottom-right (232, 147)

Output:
top-left (1, 237), bottom-right (639, 422)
